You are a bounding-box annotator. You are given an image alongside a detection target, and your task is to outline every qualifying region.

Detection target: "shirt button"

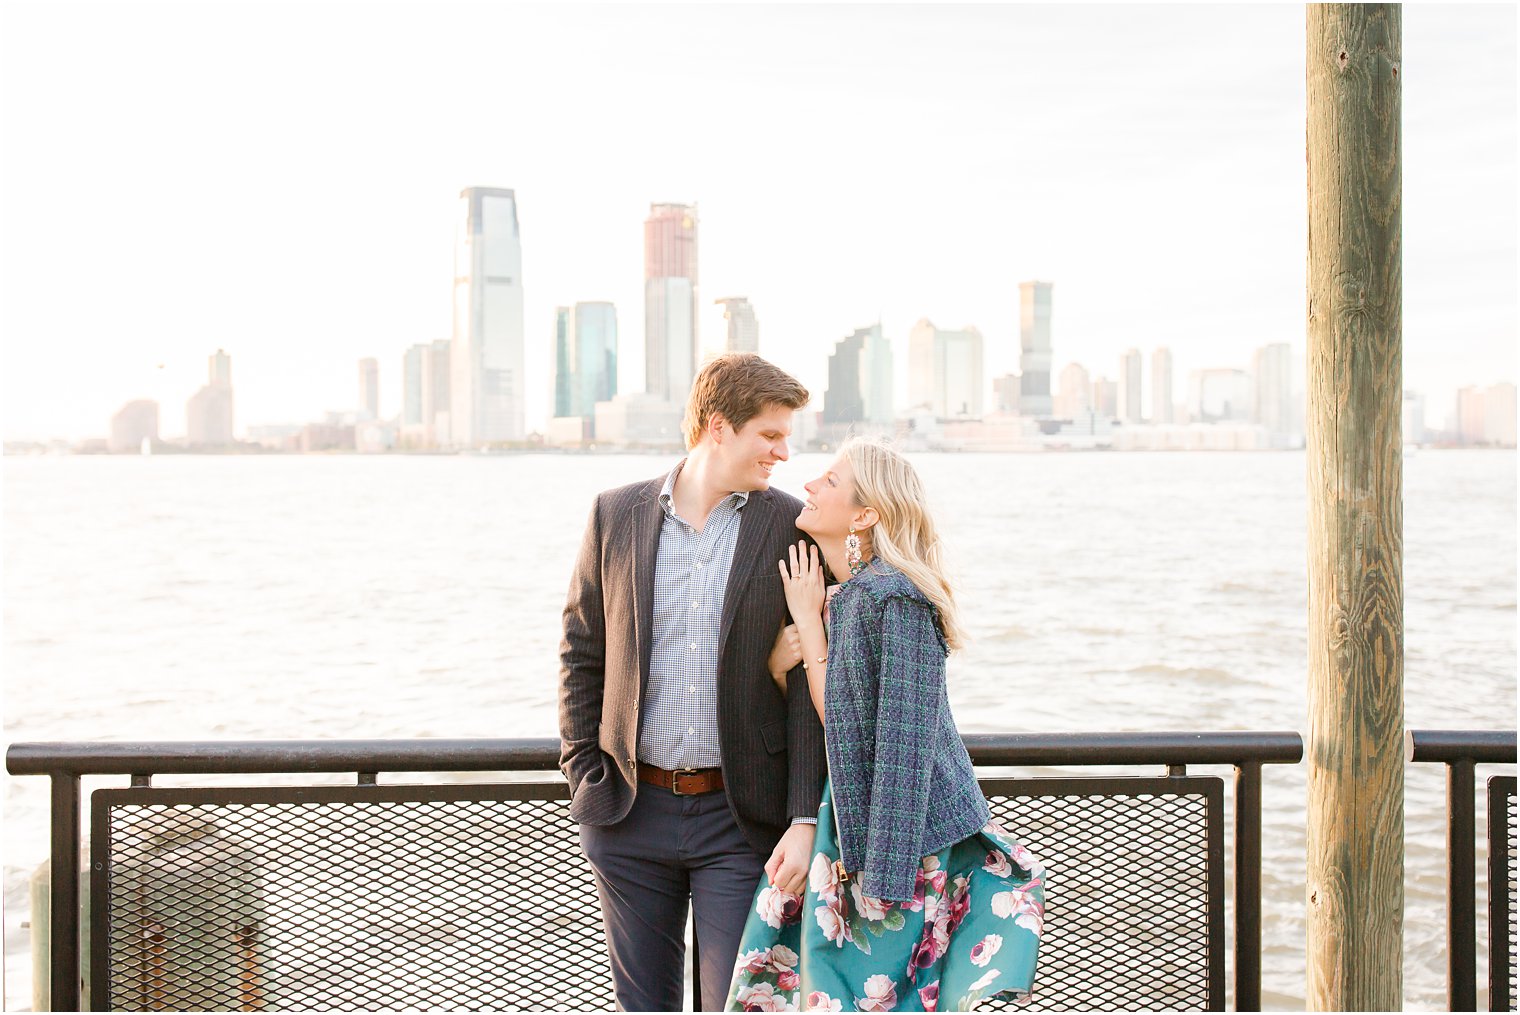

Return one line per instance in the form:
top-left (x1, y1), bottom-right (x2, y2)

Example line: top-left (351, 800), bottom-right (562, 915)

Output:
top-left (688, 685), bottom-right (696, 693)
top-left (692, 601), bottom-right (700, 610)
top-left (695, 563), bottom-right (704, 570)
top-left (688, 726), bottom-right (696, 735)
top-left (690, 642), bottom-right (697, 650)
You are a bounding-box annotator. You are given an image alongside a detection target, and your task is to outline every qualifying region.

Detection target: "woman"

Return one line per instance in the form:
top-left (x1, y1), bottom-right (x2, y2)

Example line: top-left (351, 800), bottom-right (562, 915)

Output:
top-left (729, 438), bottom-right (1044, 1013)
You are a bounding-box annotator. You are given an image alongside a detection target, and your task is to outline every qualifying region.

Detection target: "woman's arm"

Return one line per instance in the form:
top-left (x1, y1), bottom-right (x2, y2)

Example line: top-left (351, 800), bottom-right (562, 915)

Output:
top-left (779, 541), bottom-right (829, 719)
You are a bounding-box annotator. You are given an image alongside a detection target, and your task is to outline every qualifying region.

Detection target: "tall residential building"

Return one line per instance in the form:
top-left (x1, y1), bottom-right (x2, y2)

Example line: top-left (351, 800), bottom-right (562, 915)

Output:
top-left (716, 297), bottom-right (759, 354)
top-left (1401, 390), bottom-right (1425, 445)
top-left (1118, 348), bottom-right (1143, 423)
top-left (1018, 281), bottom-right (1054, 416)
top-left (861, 325), bottom-right (895, 425)
top-left (1152, 347), bottom-right (1175, 424)
top-left (1055, 363), bottom-right (1092, 417)
top-left (110, 400), bottom-right (159, 452)
top-left (402, 346), bottom-right (425, 426)
top-left (569, 302), bottom-right (618, 417)
top-left (1457, 386), bottom-right (1486, 444)
top-left (1252, 342), bottom-right (1293, 433)
top-left (1188, 368), bottom-right (1254, 422)
top-left (1484, 382), bottom-right (1517, 446)
top-left (553, 308), bottom-right (573, 419)
top-left (992, 373), bottom-right (1020, 414)
top-left (421, 339), bottom-right (451, 445)
top-left (451, 187), bottom-right (526, 446)
top-left (823, 324), bottom-right (894, 426)
top-left (186, 348), bottom-right (234, 446)
top-left (909, 319), bottom-right (983, 419)
top-left (209, 349), bottom-right (231, 387)
top-left (358, 357), bottom-right (379, 419)
top-left (824, 331), bottom-right (866, 424)
top-left (1091, 376), bottom-right (1117, 418)
top-left (645, 203), bottom-right (699, 403)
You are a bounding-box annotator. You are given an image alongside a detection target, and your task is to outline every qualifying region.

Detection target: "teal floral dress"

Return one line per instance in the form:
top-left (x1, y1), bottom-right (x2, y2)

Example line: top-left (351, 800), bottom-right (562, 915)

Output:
top-left (725, 779), bottom-right (1044, 1012)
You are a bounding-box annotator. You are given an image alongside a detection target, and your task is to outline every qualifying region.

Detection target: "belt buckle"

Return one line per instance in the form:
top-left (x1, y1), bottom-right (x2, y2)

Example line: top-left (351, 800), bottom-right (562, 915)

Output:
top-left (671, 767), bottom-right (699, 796)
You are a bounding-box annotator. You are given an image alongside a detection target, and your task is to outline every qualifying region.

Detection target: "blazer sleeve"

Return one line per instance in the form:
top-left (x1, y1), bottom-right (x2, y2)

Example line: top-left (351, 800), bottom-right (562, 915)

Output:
top-left (558, 496), bottom-right (610, 800)
top-left (862, 594), bottom-right (944, 902)
top-left (785, 659), bottom-right (827, 820)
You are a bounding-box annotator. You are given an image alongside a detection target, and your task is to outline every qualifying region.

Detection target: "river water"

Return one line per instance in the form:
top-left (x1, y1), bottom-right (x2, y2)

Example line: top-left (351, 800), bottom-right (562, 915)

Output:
top-left (3, 449), bottom-right (1515, 1009)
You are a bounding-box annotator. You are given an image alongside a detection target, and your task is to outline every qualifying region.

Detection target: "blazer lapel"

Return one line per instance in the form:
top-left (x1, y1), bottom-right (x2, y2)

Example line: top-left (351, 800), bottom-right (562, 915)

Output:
top-left (630, 481), bottom-right (664, 695)
top-left (717, 490), bottom-right (776, 656)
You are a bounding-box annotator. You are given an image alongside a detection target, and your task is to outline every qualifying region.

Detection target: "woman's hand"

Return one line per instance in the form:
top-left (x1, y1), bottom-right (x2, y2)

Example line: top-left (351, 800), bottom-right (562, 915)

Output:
top-left (767, 623), bottom-right (802, 693)
top-left (778, 540), bottom-right (826, 630)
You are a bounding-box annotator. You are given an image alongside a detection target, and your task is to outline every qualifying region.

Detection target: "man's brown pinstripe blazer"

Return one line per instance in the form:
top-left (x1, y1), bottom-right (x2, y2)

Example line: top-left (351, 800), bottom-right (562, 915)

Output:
top-left (557, 472), bottom-right (828, 858)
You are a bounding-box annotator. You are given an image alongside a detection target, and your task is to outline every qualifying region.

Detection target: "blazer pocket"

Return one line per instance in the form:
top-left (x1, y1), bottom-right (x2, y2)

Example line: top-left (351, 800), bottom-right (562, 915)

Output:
top-left (760, 718), bottom-right (787, 755)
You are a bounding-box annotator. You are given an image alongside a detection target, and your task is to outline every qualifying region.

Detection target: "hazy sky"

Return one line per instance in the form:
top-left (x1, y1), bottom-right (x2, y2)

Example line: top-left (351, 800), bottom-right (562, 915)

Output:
top-left (1, 2), bottom-right (1515, 440)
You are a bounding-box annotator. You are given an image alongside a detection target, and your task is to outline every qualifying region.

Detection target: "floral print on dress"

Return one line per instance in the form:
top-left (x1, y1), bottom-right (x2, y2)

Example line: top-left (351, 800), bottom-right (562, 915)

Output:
top-left (726, 779), bottom-right (1044, 1012)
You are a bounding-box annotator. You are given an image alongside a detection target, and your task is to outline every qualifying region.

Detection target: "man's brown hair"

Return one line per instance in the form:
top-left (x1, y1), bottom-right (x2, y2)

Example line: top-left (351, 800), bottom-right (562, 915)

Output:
top-left (682, 353), bottom-right (809, 448)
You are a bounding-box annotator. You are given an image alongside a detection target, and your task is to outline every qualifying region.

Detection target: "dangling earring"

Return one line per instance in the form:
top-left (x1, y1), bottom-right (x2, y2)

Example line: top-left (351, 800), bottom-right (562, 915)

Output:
top-left (845, 528), bottom-right (865, 575)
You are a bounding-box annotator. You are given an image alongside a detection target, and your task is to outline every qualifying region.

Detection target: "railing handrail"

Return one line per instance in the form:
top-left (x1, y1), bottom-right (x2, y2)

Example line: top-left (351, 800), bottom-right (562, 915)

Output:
top-left (6, 731), bottom-right (1306, 777)
top-left (1405, 728), bottom-right (1517, 765)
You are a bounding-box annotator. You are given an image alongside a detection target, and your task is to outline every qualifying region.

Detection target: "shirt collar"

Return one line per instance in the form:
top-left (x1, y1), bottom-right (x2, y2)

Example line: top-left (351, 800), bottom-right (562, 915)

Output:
top-left (658, 459), bottom-right (751, 519)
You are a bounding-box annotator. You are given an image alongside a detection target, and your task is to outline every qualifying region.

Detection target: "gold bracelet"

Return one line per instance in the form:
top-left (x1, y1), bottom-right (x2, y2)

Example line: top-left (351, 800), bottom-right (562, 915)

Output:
top-left (801, 655), bottom-right (827, 671)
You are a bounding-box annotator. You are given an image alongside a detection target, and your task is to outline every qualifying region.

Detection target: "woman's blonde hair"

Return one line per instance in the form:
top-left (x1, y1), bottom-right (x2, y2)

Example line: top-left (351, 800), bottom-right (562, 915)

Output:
top-left (842, 437), bottom-right (966, 652)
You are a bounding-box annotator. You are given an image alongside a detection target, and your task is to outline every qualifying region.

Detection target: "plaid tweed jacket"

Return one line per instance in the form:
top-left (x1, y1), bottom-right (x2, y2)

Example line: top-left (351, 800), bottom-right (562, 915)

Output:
top-left (557, 473), bottom-right (828, 858)
top-left (824, 559), bottom-right (991, 903)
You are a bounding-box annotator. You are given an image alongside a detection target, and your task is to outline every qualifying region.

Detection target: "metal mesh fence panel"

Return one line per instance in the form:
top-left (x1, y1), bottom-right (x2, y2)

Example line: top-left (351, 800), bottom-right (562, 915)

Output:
top-left (975, 776), bottom-right (1225, 1012)
top-left (92, 775), bottom-right (1224, 1012)
top-left (92, 784), bottom-right (612, 1011)
top-left (1492, 776), bottom-right (1517, 1012)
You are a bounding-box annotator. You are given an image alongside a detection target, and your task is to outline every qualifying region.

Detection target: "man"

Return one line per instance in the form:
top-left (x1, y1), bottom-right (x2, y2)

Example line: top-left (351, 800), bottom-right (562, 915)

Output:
top-left (558, 353), bottom-right (827, 1011)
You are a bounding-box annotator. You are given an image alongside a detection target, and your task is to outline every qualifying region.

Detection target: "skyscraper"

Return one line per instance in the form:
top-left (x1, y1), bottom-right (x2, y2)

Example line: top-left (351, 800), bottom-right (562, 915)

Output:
top-left (824, 330), bottom-right (866, 424)
top-left (1055, 363), bottom-right (1092, 417)
top-left (553, 307), bottom-right (572, 419)
top-left (358, 357), bottom-right (379, 419)
top-left (1189, 369), bottom-right (1253, 422)
top-left (451, 187), bottom-right (526, 446)
top-left (1018, 281), bottom-right (1053, 416)
top-left (421, 338), bottom-right (451, 445)
top-left (1118, 348), bottom-right (1143, 423)
top-left (909, 319), bottom-right (983, 419)
top-left (644, 203), bottom-right (699, 403)
top-left (716, 297), bottom-right (759, 354)
top-left (1152, 347), bottom-right (1175, 424)
top-left (186, 348), bottom-right (234, 446)
top-left (209, 349), bottom-right (231, 387)
top-left (1090, 376), bottom-right (1118, 418)
top-left (402, 345), bottom-right (425, 427)
top-left (1251, 342), bottom-right (1293, 434)
top-left (110, 400), bottom-right (159, 452)
top-left (825, 324), bottom-right (894, 428)
top-left (570, 302), bottom-right (618, 416)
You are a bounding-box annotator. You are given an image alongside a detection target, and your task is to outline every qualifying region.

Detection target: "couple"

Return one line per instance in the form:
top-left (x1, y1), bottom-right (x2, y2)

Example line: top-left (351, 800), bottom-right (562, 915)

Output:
top-left (558, 354), bottom-right (1043, 1012)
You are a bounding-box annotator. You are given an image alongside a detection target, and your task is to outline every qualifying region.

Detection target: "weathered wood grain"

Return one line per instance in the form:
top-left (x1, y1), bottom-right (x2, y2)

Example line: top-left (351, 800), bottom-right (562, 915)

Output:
top-left (1305, 4), bottom-right (1404, 1011)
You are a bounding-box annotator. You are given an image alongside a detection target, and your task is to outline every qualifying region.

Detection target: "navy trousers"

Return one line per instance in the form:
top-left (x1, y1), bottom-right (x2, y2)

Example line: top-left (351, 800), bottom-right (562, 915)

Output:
top-left (579, 784), bottom-right (767, 1011)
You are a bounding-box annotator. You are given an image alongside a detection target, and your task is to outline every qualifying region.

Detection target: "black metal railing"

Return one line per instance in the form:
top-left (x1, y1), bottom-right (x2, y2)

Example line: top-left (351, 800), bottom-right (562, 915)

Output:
top-left (1407, 729), bottom-right (1519, 1012)
top-left (8, 733), bottom-right (1303, 1011)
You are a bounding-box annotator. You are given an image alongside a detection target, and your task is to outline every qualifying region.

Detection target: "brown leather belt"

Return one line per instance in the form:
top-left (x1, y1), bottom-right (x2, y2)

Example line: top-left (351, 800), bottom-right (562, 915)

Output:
top-left (637, 762), bottom-right (724, 796)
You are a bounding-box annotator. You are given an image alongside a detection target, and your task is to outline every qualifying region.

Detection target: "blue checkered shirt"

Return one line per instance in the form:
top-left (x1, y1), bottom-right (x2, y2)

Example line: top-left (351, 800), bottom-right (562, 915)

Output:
top-left (637, 462), bottom-right (748, 770)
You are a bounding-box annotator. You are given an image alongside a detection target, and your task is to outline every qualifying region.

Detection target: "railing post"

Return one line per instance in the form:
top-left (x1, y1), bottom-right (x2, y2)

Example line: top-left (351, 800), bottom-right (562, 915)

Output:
top-left (1488, 776), bottom-right (1516, 1013)
top-left (1447, 757), bottom-right (1477, 1011)
top-left (1234, 761), bottom-right (1263, 1012)
top-left (50, 771), bottom-right (82, 1012)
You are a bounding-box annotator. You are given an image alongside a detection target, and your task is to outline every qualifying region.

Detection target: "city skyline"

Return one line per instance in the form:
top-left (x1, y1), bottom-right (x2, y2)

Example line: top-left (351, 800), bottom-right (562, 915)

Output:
top-left (1, 4), bottom-right (1514, 441)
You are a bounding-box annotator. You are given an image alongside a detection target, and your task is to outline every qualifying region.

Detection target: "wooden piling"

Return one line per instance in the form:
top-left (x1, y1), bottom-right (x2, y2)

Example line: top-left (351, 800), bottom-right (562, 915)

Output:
top-left (1304, 4), bottom-right (1404, 1010)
